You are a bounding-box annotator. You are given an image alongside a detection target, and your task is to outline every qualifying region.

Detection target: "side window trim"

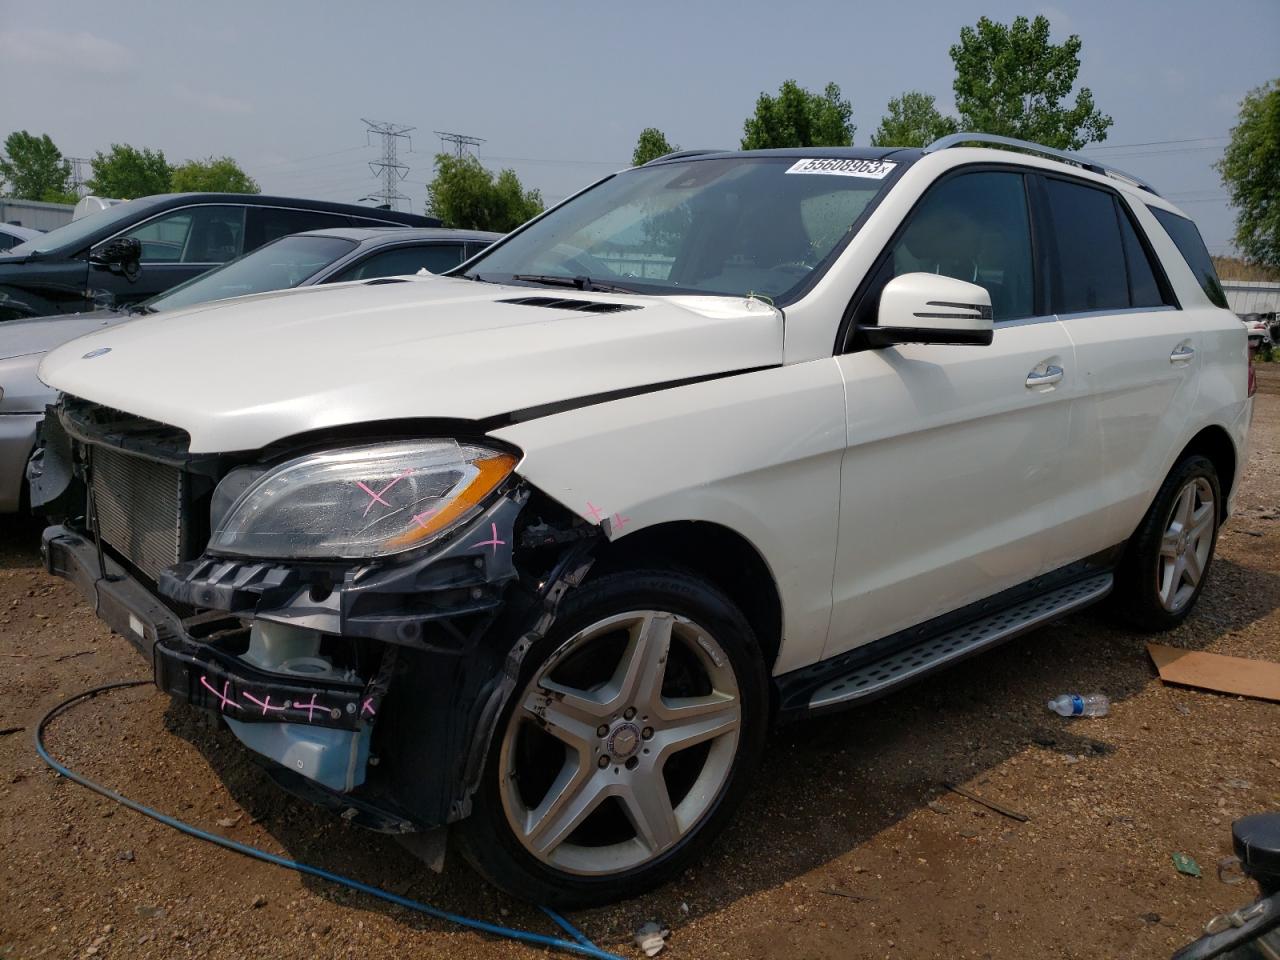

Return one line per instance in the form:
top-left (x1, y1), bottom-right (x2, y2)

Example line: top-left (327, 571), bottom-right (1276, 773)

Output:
top-left (1034, 171), bottom-right (1180, 316)
top-left (835, 163), bottom-right (1047, 354)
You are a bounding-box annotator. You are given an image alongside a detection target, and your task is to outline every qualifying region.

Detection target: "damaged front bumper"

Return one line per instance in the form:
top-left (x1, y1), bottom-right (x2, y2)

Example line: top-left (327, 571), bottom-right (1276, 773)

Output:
top-left (43, 483), bottom-right (598, 835)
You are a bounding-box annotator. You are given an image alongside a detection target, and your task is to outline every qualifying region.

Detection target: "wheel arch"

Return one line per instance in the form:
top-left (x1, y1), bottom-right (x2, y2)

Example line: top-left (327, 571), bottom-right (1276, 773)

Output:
top-left (1174, 424), bottom-right (1238, 521)
top-left (587, 520), bottom-right (784, 674)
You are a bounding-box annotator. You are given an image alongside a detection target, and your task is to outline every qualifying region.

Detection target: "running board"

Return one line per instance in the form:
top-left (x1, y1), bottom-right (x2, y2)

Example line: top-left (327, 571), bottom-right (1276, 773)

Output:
top-left (807, 573), bottom-right (1113, 713)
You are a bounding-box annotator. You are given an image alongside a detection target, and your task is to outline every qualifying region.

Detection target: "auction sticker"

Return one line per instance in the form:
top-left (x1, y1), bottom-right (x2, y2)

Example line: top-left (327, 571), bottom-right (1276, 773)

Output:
top-left (785, 158), bottom-right (897, 179)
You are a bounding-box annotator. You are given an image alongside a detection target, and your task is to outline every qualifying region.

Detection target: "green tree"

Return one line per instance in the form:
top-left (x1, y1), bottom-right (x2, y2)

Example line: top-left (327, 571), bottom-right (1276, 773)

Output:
top-left (0, 130), bottom-right (73, 202)
top-left (426, 153), bottom-right (544, 232)
top-left (950, 14), bottom-right (1112, 150)
top-left (870, 91), bottom-right (960, 148)
top-left (632, 127), bottom-right (678, 165)
top-left (1218, 80), bottom-right (1280, 270)
top-left (741, 80), bottom-right (854, 149)
top-left (88, 144), bottom-right (172, 199)
top-left (170, 156), bottom-right (260, 194)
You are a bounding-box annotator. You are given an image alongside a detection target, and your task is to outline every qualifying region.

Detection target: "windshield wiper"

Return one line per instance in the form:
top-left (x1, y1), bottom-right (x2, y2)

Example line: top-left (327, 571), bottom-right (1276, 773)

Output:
top-left (510, 274), bottom-right (638, 294)
top-left (126, 303), bottom-right (156, 316)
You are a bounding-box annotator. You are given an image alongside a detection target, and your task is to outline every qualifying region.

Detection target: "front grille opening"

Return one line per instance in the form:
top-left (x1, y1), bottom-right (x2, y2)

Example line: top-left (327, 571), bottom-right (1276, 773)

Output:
top-left (498, 296), bottom-right (641, 314)
top-left (91, 446), bottom-right (185, 584)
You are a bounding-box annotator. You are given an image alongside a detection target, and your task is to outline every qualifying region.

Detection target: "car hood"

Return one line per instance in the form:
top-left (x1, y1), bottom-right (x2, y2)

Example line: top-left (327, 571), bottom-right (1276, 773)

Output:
top-left (0, 310), bottom-right (129, 360)
top-left (39, 276), bottom-right (784, 453)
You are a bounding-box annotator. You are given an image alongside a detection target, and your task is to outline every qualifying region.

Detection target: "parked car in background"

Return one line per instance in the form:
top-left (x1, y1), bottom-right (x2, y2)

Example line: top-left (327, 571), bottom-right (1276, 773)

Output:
top-left (0, 223), bottom-right (41, 253)
top-left (33, 136), bottom-right (1252, 906)
top-left (0, 226), bottom-right (497, 512)
top-left (1240, 313), bottom-right (1272, 349)
top-left (0, 194), bottom-right (441, 321)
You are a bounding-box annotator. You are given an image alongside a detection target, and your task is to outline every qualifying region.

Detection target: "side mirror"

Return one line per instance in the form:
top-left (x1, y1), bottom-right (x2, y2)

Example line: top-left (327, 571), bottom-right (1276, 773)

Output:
top-left (860, 272), bottom-right (994, 348)
top-left (92, 237), bottom-right (142, 268)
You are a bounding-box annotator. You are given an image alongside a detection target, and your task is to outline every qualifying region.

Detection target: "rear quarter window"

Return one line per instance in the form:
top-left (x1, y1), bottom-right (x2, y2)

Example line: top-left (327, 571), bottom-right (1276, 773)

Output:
top-left (1148, 207), bottom-right (1228, 309)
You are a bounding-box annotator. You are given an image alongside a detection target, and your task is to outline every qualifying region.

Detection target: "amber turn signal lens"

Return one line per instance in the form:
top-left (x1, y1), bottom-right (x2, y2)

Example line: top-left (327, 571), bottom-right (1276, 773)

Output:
top-left (385, 453), bottom-right (516, 550)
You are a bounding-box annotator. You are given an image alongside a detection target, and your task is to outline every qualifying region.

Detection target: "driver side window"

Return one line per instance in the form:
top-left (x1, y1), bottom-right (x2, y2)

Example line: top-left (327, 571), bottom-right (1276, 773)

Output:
top-left (890, 171), bottom-right (1034, 322)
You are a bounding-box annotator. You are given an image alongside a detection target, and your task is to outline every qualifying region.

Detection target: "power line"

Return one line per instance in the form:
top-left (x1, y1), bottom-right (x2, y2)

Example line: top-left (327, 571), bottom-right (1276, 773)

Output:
top-left (1081, 135), bottom-right (1228, 151)
top-left (362, 119), bottom-right (415, 211)
top-left (434, 131), bottom-right (485, 159)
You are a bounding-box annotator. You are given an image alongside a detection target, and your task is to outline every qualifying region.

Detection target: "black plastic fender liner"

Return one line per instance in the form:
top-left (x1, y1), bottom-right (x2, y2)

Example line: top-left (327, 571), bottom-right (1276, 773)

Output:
top-left (459, 537), bottom-right (598, 812)
top-left (370, 534), bottom-right (600, 830)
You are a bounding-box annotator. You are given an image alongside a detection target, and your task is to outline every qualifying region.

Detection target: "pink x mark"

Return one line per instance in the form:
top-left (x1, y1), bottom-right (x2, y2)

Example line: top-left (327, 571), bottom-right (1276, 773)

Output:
top-left (199, 675), bottom-right (240, 711)
top-left (612, 513), bottom-right (632, 532)
top-left (410, 506), bottom-right (440, 530)
top-left (471, 522), bottom-right (506, 556)
top-left (355, 470), bottom-right (411, 517)
top-left (242, 692), bottom-right (287, 717)
top-left (585, 501), bottom-right (605, 523)
top-left (361, 698), bottom-right (376, 718)
top-left (293, 693), bottom-right (327, 723)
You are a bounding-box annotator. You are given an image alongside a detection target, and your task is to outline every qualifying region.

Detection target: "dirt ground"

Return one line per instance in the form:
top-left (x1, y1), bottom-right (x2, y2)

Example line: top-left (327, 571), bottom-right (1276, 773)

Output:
top-left (1, 387), bottom-right (1277, 960)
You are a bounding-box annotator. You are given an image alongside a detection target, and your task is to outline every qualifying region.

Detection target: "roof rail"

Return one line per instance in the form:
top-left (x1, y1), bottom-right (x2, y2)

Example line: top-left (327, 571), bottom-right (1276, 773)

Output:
top-left (923, 132), bottom-right (1160, 196)
top-left (644, 149), bottom-right (727, 165)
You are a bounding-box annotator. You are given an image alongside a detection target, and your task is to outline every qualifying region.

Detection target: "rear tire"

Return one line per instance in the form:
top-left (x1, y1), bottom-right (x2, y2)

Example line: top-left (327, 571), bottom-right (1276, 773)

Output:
top-left (1113, 455), bottom-right (1220, 632)
top-left (456, 569), bottom-right (768, 907)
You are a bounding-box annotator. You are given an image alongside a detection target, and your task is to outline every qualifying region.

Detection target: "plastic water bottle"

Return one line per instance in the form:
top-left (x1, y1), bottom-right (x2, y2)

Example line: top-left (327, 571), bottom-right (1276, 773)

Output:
top-left (1047, 693), bottom-right (1109, 717)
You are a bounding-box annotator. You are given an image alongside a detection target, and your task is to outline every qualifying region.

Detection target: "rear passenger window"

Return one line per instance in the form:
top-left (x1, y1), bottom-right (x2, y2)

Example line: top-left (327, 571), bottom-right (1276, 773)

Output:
top-left (1044, 179), bottom-right (1129, 314)
top-left (330, 243), bottom-right (465, 282)
top-left (1149, 207), bottom-right (1228, 308)
top-left (244, 208), bottom-right (351, 252)
top-left (1116, 204), bottom-right (1166, 308)
top-left (889, 171), bottom-right (1034, 321)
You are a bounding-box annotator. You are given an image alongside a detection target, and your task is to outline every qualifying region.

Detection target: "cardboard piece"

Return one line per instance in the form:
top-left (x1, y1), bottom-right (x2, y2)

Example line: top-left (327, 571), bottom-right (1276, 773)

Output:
top-left (1147, 644), bottom-right (1280, 703)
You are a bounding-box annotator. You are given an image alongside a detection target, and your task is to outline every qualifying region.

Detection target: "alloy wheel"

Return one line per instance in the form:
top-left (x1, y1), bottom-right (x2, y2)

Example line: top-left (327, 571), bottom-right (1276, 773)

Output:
top-left (1157, 476), bottom-right (1215, 613)
top-left (499, 610), bottom-right (741, 876)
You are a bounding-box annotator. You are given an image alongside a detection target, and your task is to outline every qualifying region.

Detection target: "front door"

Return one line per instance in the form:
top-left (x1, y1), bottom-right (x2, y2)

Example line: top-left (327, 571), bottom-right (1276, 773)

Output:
top-left (88, 205), bottom-right (248, 310)
top-left (827, 169), bottom-right (1092, 658)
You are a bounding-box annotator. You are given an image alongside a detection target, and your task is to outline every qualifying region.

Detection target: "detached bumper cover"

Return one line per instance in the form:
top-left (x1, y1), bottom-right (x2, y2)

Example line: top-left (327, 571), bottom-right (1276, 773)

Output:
top-left (41, 526), bottom-right (375, 733)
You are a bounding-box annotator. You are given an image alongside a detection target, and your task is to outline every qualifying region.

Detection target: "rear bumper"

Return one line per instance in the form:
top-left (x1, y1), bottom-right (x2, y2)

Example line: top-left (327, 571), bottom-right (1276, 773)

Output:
top-left (0, 412), bottom-right (40, 512)
top-left (41, 525), bottom-right (374, 734)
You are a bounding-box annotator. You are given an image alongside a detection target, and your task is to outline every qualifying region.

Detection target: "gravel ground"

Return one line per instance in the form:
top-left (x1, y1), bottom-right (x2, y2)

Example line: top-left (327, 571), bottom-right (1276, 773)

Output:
top-left (1, 386), bottom-right (1277, 960)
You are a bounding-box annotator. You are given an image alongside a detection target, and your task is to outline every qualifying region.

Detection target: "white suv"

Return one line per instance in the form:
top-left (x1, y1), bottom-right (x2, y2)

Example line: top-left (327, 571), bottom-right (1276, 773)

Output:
top-left (34, 134), bottom-right (1254, 906)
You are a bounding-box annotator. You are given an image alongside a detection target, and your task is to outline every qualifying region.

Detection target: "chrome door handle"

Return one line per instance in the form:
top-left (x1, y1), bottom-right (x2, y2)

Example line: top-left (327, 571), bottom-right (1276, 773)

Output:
top-left (1026, 365), bottom-right (1064, 388)
top-left (1170, 343), bottom-right (1196, 363)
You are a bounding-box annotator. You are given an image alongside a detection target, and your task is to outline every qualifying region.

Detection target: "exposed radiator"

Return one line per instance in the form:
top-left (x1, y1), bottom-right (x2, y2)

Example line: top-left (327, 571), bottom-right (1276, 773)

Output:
top-left (91, 446), bottom-right (185, 582)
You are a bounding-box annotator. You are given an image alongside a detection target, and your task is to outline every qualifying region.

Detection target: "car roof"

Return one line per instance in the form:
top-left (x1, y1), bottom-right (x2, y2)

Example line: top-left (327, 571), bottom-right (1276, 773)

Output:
top-left (644, 146), bottom-right (921, 165)
top-left (292, 226), bottom-right (503, 244)
top-left (126, 193), bottom-right (441, 224)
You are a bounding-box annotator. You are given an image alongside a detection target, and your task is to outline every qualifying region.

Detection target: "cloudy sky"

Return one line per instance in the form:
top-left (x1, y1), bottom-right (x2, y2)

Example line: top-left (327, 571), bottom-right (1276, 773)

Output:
top-left (1, 0), bottom-right (1275, 254)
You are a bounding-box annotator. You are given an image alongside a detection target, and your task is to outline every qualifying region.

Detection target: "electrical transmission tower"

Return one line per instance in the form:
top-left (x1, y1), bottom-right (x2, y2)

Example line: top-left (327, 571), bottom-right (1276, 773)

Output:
top-left (68, 157), bottom-right (91, 197)
top-left (362, 119), bottom-right (415, 210)
top-left (434, 131), bottom-right (486, 159)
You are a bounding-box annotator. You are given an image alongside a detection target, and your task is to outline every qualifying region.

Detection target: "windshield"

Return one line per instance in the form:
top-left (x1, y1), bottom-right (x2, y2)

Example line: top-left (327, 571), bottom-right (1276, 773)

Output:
top-left (143, 234), bottom-right (357, 313)
top-left (10, 197), bottom-right (164, 255)
top-left (464, 155), bottom-right (900, 303)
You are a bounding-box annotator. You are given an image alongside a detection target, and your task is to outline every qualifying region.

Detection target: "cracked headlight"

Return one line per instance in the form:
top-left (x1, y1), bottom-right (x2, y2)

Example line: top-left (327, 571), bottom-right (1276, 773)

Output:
top-left (209, 440), bottom-right (517, 560)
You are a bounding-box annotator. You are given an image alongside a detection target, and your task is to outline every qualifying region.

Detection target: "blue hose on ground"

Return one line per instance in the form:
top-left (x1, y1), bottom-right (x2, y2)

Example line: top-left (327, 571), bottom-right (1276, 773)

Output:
top-left (34, 680), bottom-right (624, 960)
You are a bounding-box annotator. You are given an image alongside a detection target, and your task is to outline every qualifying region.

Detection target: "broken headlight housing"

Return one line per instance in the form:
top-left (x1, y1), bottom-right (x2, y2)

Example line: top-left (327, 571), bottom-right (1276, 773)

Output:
top-left (208, 440), bottom-right (517, 560)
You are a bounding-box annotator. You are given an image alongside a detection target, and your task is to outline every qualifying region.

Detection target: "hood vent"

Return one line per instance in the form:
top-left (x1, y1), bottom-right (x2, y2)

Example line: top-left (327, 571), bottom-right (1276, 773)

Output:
top-left (499, 296), bottom-right (641, 314)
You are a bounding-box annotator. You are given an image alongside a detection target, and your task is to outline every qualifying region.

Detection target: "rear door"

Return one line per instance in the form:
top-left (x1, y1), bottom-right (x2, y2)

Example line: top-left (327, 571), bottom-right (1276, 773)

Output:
top-left (1038, 175), bottom-right (1199, 551)
top-left (828, 168), bottom-right (1088, 657)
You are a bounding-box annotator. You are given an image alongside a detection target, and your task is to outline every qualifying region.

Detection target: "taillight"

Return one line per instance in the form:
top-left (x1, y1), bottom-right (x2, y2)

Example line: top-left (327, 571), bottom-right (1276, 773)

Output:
top-left (1248, 361), bottom-right (1257, 398)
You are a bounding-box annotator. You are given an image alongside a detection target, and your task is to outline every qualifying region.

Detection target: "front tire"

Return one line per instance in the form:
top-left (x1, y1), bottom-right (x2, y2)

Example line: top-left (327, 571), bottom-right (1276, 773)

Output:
top-left (457, 569), bottom-right (768, 907)
top-left (1113, 454), bottom-right (1220, 632)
